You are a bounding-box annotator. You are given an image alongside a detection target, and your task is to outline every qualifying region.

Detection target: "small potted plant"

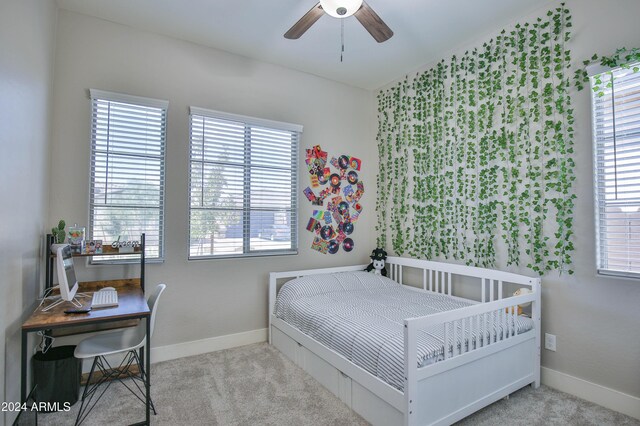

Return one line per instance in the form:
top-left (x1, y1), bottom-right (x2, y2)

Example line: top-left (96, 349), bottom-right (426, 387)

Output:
top-left (50, 220), bottom-right (66, 251)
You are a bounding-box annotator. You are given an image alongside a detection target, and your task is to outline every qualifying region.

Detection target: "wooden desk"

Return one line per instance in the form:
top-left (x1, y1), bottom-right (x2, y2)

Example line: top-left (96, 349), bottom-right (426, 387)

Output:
top-left (21, 282), bottom-right (152, 425)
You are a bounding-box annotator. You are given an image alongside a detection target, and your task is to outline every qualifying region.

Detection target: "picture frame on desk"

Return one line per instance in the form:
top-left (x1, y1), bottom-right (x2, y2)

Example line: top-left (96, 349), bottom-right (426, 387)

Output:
top-left (85, 240), bottom-right (103, 254)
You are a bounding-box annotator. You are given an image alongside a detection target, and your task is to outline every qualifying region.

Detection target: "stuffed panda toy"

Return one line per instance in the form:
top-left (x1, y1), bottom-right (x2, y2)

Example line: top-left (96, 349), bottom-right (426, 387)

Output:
top-left (365, 248), bottom-right (388, 277)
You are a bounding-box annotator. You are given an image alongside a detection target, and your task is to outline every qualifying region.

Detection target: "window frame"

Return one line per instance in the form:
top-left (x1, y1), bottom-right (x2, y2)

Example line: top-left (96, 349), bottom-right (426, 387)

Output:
top-left (88, 89), bottom-right (168, 264)
top-left (590, 63), bottom-right (640, 279)
top-left (187, 106), bottom-right (302, 260)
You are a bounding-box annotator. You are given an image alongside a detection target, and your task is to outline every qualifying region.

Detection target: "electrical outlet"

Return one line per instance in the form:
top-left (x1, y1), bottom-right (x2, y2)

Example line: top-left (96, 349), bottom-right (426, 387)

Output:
top-left (544, 333), bottom-right (557, 351)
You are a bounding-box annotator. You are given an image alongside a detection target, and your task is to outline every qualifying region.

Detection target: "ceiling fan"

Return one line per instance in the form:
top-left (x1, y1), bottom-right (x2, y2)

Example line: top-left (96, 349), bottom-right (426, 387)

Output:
top-left (284, 0), bottom-right (393, 43)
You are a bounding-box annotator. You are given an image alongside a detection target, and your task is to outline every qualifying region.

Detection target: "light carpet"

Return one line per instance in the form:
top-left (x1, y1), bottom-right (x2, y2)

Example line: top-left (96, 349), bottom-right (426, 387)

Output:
top-left (39, 343), bottom-right (639, 425)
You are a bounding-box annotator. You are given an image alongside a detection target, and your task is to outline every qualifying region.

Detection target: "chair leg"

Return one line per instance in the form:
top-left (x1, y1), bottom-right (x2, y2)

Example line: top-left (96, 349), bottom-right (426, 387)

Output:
top-left (74, 351), bottom-right (157, 425)
top-left (131, 349), bottom-right (156, 415)
top-left (75, 356), bottom-right (113, 426)
top-left (104, 350), bottom-right (156, 415)
top-left (97, 350), bottom-right (157, 414)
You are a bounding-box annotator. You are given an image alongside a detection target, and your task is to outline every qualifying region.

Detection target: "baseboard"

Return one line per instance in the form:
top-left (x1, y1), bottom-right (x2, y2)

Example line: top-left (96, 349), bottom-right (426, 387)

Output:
top-left (541, 367), bottom-right (640, 420)
top-left (82, 328), bottom-right (268, 374)
top-left (81, 328), bottom-right (268, 374)
top-left (150, 328), bottom-right (268, 364)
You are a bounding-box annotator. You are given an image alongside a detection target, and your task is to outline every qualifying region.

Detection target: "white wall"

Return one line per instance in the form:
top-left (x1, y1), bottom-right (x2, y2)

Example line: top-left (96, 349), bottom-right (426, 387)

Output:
top-left (49, 10), bottom-right (376, 349)
top-left (0, 1), bottom-right (57, 424)
top-left (378, 0), bottom-right (640, 403)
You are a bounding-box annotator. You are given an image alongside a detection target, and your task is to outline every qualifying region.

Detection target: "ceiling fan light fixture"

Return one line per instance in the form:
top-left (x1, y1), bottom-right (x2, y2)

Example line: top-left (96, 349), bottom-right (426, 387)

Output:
top-left (319, 0), bottom-right (363, 19)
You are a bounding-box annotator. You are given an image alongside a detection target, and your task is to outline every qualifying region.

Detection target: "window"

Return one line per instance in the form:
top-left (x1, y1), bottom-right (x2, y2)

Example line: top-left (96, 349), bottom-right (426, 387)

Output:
top-left (89, 89), bottom-right (167, 262)
top-left (188, 107), bottom-right (301, 259)
top-left (592, 64), bottom-right (640, 277)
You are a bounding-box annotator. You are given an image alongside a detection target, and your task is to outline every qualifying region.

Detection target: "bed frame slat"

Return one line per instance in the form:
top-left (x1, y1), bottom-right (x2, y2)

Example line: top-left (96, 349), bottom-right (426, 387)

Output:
top-left (443, 322), bottom-right (449, 360)
top-left (452, 321), bottom-right (457, 356)
top-left (461, 319), bottom-right (465, 355)
top-left (422, 269), bottom-right (426, 290)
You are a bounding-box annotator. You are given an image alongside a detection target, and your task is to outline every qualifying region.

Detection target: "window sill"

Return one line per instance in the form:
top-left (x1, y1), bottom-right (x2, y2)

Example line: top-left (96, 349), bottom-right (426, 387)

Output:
top-left (597, 269), bottom-right (640, 281)
top-left (88, 258), bottom-right (164, 266)
top-left (188, 250), bottom-right (298, 261)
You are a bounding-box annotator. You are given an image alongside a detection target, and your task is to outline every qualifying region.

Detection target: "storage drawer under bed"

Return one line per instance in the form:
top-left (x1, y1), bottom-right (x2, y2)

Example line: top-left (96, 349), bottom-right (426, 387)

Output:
top-left (271, 325), bottom-right (403, 426)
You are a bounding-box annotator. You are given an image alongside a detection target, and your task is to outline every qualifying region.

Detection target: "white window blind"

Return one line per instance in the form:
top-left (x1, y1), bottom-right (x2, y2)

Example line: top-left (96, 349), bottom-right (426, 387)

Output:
top-left (89, 89), bottom-right (167, 261)
top-left (188, 107), bottom-right (301, 259)
top-left (592, 64), bottom-right (640, 277)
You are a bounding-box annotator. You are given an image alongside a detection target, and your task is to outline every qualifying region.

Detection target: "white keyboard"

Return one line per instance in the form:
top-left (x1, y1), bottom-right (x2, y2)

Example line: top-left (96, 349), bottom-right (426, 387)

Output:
top-left (91, 290), bottom-right (119, 308)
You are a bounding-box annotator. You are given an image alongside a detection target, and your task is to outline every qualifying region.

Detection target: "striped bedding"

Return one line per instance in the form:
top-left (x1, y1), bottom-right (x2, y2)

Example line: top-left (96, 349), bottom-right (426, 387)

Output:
top-left (274, 271), bottom-right (534, 391)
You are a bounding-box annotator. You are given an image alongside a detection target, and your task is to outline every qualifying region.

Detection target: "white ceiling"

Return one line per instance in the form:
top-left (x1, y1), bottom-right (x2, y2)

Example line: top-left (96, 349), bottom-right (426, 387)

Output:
top-left (56, 0), bottom-right (556, 90)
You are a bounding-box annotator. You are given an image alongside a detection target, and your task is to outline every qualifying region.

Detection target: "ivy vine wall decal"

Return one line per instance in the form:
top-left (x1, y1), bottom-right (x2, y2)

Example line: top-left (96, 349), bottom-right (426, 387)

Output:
top-left (574, 47), bottom-right (640, 94)
top-left (376, 5), bottom-right (576, 275)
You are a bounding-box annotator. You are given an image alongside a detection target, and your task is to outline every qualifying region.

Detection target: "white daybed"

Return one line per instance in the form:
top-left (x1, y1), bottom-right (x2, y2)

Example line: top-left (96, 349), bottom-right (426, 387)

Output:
top-left (269, 256), bottom-right (541, 426)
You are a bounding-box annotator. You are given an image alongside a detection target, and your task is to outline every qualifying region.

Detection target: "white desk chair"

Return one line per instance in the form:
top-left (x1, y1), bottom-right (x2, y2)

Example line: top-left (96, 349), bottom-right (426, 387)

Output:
top-left (74, 283), bottom-right (166, 426)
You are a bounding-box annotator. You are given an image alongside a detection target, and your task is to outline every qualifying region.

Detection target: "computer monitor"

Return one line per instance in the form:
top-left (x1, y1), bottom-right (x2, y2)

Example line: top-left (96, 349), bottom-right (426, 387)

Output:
top-left (56, 244), bottom-right (78, 301)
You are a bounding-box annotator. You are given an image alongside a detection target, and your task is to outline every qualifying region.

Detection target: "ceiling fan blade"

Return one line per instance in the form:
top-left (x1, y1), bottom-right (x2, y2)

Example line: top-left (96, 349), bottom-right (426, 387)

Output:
top-left (354, 1), bottom-right (393, 43)
top-left (284, 2), bottom-right (324, 39)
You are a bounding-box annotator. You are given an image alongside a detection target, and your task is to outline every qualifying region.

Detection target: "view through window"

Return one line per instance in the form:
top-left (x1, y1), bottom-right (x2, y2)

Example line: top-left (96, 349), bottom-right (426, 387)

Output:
top-left (188, 108), bottom-right (300, 259)
top-left (89, 90), bottom-right (167, 261)
top-left (592, 63), bottom-right (640, 277)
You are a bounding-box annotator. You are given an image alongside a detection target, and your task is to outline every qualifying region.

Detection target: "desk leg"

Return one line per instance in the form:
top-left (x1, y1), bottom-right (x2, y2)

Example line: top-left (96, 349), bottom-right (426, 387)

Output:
top-left (21, 330), bottom-right (27, 403)
top-left (145, 315), bottom-right (151, 424)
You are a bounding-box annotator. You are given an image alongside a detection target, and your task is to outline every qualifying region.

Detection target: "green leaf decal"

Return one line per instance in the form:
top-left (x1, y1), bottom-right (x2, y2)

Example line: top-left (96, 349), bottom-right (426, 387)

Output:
top-left (376, 4), bottom-right (576, 275)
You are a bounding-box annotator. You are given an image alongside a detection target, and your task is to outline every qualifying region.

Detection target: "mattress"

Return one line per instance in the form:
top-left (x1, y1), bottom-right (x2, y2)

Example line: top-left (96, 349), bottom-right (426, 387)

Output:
top-left (274, 271), bottom-right (534, 391)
